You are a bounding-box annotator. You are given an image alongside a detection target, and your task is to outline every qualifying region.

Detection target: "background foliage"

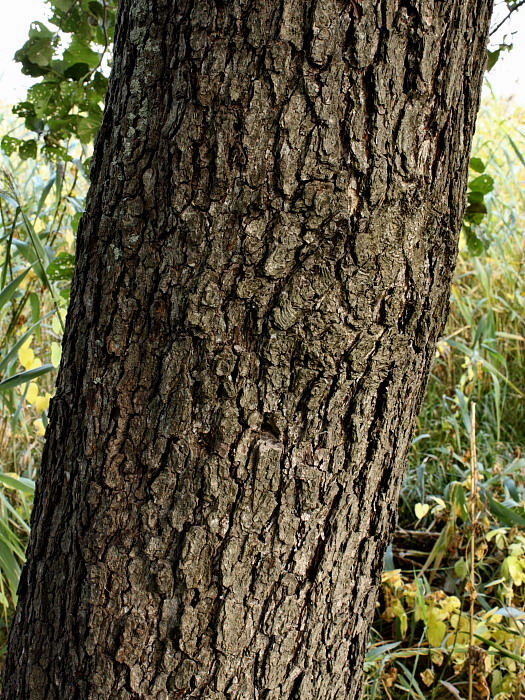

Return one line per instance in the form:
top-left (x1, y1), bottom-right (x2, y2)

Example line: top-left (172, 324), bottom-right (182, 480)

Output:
top-left (2, 0), bottom-right (116, 162)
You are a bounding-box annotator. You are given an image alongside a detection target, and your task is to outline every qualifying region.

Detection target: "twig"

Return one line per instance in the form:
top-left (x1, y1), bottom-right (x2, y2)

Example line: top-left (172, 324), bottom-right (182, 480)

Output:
top-left (468, 402), bottom-right (478, 700)
top-left (490, 0), bottom-right (525, 36)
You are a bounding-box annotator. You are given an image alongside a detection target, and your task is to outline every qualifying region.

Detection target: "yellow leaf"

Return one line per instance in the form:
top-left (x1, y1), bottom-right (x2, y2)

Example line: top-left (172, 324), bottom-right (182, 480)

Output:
top-left (33, 418), bottom-right (45, 437)
top-left (26, 382), bottom-right (39, 404)
top-left (383, 667), bottom-right (398, 688)
top-left (18, 336), bottom-right (42, 370)
top-left (391, 599), bottom-right (408, 637)
top-left (18, 268), bottom-right (36, 291)
top-left (420, 669), bottom-right (435, 687)
top-left (52, 318), bottom-right (60, 335)
top-left (427, 611), bottom-right (447, 647)
top-left (431, 649), bottom-right (444, 666)
top-left (18, 337), bottom-right (35, 370)
top-left (51, 342), bottom-right (62, 367)
top-left (440, 596), bottom-right (461, 615)
top-left (483, 609), bottom-right (503, 624)
top-left (65, 229), bottom-right (75, 247)
top-left (35, 392), bottom-right (53, 413)
top-left (486, 528), bottom-right (508, 550)
top-left (52, 316), bottom-right (64, 335)
top-left (476, 541), bottom-right (488, 560)
top-left (415, 503), bottom-right (430, 519)
top-left (503, 555), bottom-right (525, 586)
top-left (509, 542), bottom-right (525, 557)
top-left (382, 569), bottom-right (403, 587)
top-left (430, 496), bottom-right (447, 513)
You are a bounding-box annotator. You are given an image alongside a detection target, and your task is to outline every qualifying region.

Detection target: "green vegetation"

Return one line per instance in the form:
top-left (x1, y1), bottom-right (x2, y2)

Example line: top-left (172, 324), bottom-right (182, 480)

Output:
top-left (3, 0), bottom-right (116, 161)
top-left (0, 106), bottom-right (84, 654)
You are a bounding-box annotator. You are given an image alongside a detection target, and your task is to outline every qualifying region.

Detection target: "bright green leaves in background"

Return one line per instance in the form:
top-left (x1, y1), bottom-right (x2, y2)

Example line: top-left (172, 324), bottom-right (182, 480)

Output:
top-left (3, 0), bottom-right (117, 159)
top-left (464, 157), bottom-right (495, 256)
top-left (15, 22), bottom-right (56, 76)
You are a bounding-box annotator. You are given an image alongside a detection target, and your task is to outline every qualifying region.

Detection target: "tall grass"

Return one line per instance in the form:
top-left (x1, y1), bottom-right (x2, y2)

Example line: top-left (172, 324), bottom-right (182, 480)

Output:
top-left (0, 107), bottom-right (85, 653)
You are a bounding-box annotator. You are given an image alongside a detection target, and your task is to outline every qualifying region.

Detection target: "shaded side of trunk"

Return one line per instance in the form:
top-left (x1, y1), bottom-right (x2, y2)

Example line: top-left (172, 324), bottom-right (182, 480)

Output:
top-left (3, 0), bottom-right (492, 698)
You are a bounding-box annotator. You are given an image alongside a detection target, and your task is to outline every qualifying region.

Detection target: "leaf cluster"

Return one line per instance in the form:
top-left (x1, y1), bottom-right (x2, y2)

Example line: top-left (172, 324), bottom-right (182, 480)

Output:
top-left (463, 158), bottom-right (495, 256)
top-left (2, 0), bottom-right (117, 161)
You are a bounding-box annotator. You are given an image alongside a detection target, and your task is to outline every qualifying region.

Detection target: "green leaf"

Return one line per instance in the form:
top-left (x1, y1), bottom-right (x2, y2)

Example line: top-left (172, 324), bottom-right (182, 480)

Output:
top-left (0, 543), bottom-right (22, 602)
top-left (25, 114), bottom-right (46, 133)
top-left (64, 62), bottom-right (90, 80)
top-left (465, 201), bottom-right (487, 215)
top-left (20, 210), bottom-right (50, 269)
top-left (470, 157), bottom-right (485, 173)
top-left (486, 492), bottom-right (525, 529)
top-left (366, 641), bottom-right (401, 663)
top-left (486, 43), bottom-right (512, 72)
top-left (467, 190), bottom-right (484, 204)
top-left (47, 252), bottom-right (76, 281)
top-left (29, 293), bottom-right (41, 340)
top-left (35, 176), bottom-right (56, 219)
top-left (88, 1), bottom-right (105, 19)
top-left (508, 135), bottom-right (525, 167)
top-left (1, 136), bottom-right (21, 157)
top-left (487, 50), bottom-right (500, 71)
top-left (63, 38), bottom-right (100, 68)
top-left (18, 140), bottom-right (38, 160)
top-left (12, 101), bottom-right (36, 120)
top-left (28, 21), bottom-right (54, 39)
top-left (11, 232), bottom-right (50, 288)
top-left (464, 212), bottom-right (485, 227)
top-left (0, 365), bottom-right (55, 392)
top-left (71, 211), bottom-right (83, 233)
top-left (76, 114), bottom-right (102, 144)
top-left (469, 174), bottom-right (494, 194)
top-left (28, 82), bottom-right (59, 118)
top-left (11, 0), bottom-right (115, 148)
top-left (466, 230), bottom-right (484, 256)
top-left (454, 558), bottom-right (468, 579)
top-left (27, 39), bottom-right (54, 67)
top-left (0, 268), bottom-right (32, 314)
top-left (42, 144), bottom-right (73, 162)
top-left (475, 633), bottom-right (525, 664)
top-left (0, 474), bottom-right (35, 495)
top-left (51, 0), bottom-right (75, 10)
top-left (505, 477), bottom-right (520, 503)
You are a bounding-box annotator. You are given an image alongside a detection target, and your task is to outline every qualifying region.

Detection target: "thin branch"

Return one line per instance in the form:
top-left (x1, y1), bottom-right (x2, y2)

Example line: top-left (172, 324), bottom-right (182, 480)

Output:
top-left (490, 0), bottom-right (525, 36)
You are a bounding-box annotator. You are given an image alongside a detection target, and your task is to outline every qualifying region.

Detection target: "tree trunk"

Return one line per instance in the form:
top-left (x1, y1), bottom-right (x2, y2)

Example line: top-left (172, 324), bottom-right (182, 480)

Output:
top-left (3, 1), bottom-right (493, 698)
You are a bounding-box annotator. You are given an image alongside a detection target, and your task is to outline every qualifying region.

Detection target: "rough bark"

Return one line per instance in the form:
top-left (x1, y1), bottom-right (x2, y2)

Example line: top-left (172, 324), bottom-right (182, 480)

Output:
top-left (3, 1), bottom-right (493, 698)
